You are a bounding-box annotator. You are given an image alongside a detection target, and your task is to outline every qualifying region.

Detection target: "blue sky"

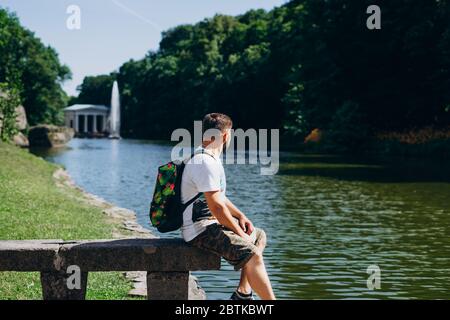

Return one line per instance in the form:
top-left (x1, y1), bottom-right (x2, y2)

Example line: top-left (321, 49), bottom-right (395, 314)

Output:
top-left (0, 0), bottom-right (286, 96)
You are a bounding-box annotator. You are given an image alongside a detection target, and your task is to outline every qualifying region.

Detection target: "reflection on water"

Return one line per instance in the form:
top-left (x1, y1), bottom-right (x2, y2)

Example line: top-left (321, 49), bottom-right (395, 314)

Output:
top-left (31, 138), bottom-right (450, 299)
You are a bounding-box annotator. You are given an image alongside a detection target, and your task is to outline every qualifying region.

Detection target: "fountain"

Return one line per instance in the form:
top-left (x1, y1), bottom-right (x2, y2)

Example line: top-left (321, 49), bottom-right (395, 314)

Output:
top-left (108, 81), bottom-right (121, 139)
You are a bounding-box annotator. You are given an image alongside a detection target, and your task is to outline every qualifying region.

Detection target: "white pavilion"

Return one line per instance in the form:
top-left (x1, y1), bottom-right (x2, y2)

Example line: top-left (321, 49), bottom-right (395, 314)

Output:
top-left (63, 104), bottom-right (109, 135)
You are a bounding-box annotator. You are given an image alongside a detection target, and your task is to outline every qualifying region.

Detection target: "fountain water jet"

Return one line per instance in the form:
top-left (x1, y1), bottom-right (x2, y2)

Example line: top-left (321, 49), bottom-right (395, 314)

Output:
top-left (108, 81), bottom-right (121, 139)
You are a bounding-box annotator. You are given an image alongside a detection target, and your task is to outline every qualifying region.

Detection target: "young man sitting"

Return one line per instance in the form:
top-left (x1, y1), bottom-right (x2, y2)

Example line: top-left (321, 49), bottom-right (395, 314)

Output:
top-left (180, 113), bottom-right (276, 300)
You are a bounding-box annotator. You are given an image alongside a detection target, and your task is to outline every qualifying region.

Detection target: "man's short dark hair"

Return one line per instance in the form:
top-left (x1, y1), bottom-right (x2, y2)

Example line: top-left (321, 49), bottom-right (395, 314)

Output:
top-left (202, 113), bottom-right (233, 134)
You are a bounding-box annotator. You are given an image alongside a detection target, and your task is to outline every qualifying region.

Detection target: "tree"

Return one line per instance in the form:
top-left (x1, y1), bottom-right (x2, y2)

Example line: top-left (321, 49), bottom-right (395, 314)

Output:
top-left (0, 8), bottom-right (71, 125)
top-left (74, 0), bottom-right (450, 151)
top-left (74, 74), bottom-right (117, 106)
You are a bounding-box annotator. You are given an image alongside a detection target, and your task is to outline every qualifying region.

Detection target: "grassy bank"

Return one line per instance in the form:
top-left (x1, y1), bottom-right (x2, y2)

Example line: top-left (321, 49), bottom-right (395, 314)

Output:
top-left (0, 142), bottom-right (134, 299)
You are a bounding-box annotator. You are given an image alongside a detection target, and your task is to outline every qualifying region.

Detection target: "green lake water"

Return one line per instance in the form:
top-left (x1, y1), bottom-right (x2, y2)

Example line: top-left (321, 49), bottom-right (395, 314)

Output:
top-left (31, 138), bottom-right (450, 299)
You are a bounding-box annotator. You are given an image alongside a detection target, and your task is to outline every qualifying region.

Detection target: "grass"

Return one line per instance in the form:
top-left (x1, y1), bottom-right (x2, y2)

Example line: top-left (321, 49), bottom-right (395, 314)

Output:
top-left (0, 141), bottom-right (136, 299)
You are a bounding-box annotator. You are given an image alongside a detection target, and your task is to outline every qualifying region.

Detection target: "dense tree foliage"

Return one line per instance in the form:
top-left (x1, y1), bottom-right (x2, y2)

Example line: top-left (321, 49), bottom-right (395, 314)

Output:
top-left (74, 0), bottom-right (450, 151)
top-left (70, 74), bottom-right (116, 106)
top-left (0, 8), bottom-right (71, 125)
top-left (0, 82), bottom-right (20, 141)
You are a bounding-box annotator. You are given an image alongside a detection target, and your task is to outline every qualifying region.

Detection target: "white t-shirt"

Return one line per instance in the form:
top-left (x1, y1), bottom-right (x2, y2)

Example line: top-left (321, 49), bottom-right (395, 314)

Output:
top-left (180, 147), bottom-right (225, 241)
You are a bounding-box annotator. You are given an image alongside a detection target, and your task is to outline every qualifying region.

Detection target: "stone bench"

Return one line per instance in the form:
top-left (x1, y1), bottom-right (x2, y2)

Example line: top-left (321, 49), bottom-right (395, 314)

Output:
top-left (0, 239), bottom-right (221, 300)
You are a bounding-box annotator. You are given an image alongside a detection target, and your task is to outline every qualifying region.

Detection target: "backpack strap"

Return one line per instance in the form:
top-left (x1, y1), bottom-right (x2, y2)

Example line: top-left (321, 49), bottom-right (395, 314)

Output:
top-left (181, 148), bottom-right (216, 207)
top-left (185, 147), bottom-right (216, 162)
top-left (197, 146), bottom-right (216, 160)
top-left (183, 192), bottom-right (202, 208)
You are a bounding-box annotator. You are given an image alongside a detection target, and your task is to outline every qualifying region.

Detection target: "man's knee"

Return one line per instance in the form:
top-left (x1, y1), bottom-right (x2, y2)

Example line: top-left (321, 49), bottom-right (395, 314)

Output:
top-left (246, 250), bottom-right (264, 268)
top-left (256, 228), bottom-right (267, 249)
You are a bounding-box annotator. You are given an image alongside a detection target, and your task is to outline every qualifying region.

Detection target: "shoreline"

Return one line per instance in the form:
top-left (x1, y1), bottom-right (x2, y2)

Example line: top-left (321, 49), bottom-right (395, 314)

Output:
top-left (52, 167), bottom-right (206, 299)
top-left (53, 168), bottom-right (154, 239)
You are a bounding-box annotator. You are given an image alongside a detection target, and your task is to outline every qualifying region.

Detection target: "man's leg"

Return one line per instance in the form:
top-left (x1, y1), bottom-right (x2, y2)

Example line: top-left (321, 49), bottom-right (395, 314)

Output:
top-left (237, 231), bottom-right (267, 295)
top-left (243, 250), bottom-right (275, 300)
top-left (188, 224), bottom-right (275, 299)
top-left (237, 270), bottom-right (252, 295)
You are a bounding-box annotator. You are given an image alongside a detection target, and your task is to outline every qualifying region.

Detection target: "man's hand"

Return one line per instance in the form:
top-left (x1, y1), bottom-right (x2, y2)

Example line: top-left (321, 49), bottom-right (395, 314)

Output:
top-left (238, 215), bottom-right (254, 235)
top-left (240, 232), bottom-right (253, 243)
top-left (224, 197), bottom-right (254, 235)
top-left (204, 191), bottom-right (249, 240)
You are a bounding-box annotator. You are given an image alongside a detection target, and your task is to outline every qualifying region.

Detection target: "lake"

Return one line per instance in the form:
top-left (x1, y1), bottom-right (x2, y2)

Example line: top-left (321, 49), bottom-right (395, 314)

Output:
top-left (31, 138), bottom-right (450, 299)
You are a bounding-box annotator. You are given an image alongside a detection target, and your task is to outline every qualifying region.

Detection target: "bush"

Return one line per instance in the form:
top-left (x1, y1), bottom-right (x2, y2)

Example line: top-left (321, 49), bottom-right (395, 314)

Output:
top-left (321, 101), bottom-right (370, 153)
top-left (370, 127), bottom-right (450, 158)
top-left (0, 83), bottom-right (20, 142)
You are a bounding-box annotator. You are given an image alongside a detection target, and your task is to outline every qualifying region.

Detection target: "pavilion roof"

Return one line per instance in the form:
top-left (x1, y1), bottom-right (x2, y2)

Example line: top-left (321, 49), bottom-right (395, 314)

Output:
top-left (64, 104), bottom-right (109, 112)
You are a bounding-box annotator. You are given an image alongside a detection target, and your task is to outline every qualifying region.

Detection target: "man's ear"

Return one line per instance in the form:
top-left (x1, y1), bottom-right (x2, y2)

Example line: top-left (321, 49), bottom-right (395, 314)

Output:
top-left (222, 130), bottom-right (229, 143)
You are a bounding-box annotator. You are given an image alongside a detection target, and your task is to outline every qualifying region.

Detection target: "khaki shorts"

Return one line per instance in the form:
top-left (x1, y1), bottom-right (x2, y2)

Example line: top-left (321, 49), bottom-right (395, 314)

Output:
top-left (188, 223), bottom-right (266, 271)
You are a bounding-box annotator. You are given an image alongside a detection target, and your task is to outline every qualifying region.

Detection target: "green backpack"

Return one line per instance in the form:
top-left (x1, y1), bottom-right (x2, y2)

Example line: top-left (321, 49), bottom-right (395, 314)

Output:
top-left (149, 154), bottom-right (203, 233)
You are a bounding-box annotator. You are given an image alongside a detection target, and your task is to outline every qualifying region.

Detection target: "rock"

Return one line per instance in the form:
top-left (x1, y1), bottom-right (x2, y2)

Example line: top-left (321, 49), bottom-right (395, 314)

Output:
top-left (12, 132), bottom-right (29, 147)
top-left (0, 240), bottom-right (62, 272)
top-left (1, 106), bottom-right (28, 146)
top-left (126, 272), bottom-right (206, 300)
top-left (41, 270), bottom-right (88, 300)
top-left (188, 275), bottom-right (207, 300)
top-left (15, 105), bottom-right (27, 130)
top-left (1, 239), bottom-right (216, 300)
top-left (28, 125), bottom-right (74, 147)
top-left (127, 271), bottom-right (148, 297)
top-left (55, 238), bottom-right (221, 272)
top-left (0, 91), bottom-right (27, 135)
top-left (146, 271), bottom-right (190, 300)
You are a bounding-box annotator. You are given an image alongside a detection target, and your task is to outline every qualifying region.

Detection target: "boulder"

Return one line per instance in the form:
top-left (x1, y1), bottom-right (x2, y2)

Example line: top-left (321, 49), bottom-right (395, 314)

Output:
top-left (12, 132), bottom-right (29, 147)
top-left (28, 125), bottom-right (74, 148)
top-left (0, 89), bottom-right (27, 131)
top-left (15, 105), bottom-right (28, 130)
top-left (126, 272), bottom-right (206, 299)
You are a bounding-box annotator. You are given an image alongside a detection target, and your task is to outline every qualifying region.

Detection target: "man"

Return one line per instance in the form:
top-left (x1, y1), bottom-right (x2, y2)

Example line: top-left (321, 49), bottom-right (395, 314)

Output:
top-left (180, 113), bottom-right (276, 300)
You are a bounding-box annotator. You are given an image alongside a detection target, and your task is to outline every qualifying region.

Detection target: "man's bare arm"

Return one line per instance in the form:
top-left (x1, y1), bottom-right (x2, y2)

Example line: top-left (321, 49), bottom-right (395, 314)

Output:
top-left (225, 197), bottom-right (254, 235)
top-left (204, 191), bottom-right (252, 241)
top-left (224, 197), bottom-right (245, 218)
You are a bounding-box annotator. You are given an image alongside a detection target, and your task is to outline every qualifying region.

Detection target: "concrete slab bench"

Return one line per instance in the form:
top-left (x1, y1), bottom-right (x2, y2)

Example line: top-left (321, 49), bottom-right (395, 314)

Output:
top-left (0, 239), bottom-right (221, 300)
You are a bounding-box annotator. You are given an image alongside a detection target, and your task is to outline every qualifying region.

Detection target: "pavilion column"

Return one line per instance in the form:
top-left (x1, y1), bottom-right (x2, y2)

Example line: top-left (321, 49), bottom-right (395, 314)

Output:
top-left (93, 115), bottom-right (97, 133)
top-left (103, 115), bottom-right (106, 132)
top-left (74, 113), bottom-right (78, 133)
top-left (84, 114), bottom-right (88, 133)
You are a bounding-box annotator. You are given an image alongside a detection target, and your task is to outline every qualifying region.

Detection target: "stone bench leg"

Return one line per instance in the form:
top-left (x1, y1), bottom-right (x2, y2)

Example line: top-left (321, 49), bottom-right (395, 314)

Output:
top-left (147, 271), bottom-right (189, 300)
top-left (40, 271), bottom-right (88, 300)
